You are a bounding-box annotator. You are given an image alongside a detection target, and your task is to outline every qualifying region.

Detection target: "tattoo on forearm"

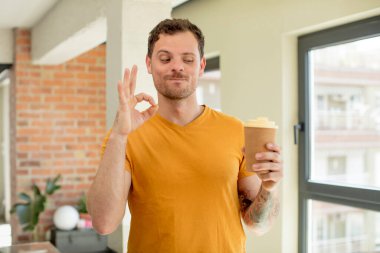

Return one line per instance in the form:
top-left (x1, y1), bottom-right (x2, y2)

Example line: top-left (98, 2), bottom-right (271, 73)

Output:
top-left (250, 188), bottom-right (273, 223)
top-left (239, 186), bottom-right (280, 228)
top-left (239, 191), bottom-right (252, 211)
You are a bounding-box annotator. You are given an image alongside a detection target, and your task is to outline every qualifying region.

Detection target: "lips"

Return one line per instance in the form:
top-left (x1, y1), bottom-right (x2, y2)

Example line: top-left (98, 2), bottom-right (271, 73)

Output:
top-left (165, 74), bottom-right (188, 81)
top-left (168, 78), bottom-right (186, 81)
top-left (165, 76), bottom-right (188, 82)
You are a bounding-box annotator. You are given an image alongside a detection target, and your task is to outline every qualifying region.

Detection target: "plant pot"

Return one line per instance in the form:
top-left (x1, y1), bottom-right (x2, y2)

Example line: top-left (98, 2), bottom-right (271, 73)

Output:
top-left (78, 213), bottom-right (92, 229)
top-left (79, 213), bottom-right (91, 221)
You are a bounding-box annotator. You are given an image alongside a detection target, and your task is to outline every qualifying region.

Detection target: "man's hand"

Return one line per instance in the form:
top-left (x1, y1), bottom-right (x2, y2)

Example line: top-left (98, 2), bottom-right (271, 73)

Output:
top-left (239, 143), bottom-right (282, 234)
top-left (112, 65), bottom-right (158, 137)
top-left (252, 143), bottom-right (283, 191)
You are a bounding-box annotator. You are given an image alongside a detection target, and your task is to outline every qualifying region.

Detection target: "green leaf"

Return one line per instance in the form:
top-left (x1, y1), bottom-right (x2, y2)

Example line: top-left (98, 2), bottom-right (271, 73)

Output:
top-left (31, 194), bottom-right (45, 227)
top-left (32, 184), bottom-right (41, 196)
top-left (46, 174), bottom-right (61, 195)
top-left (53, 174), bottom-right (61, 184)
top-left (23, 224), bottom-right (35, 231)
top-left (34, 195), bottom-right (45, 212)
top-left (18, 193), bottom-right (31, 203)
top-left (11, 175), bottom-right (61, 234)
top-left (77, 194), bottom-right (88, 213)
top-left (12, 203), bottom-right (32, 226)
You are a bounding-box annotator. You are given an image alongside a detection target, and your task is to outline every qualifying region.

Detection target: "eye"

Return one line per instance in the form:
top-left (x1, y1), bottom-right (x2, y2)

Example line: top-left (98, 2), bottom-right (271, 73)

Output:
top-left (183, 58), bottom-right (194, 63)
top-left (160, 58), bottom-right (170, 63)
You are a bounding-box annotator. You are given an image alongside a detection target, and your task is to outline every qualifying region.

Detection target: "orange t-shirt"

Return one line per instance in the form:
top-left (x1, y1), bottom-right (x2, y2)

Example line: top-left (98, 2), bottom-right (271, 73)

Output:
top-left (102, 105), bottom-right (254, 253)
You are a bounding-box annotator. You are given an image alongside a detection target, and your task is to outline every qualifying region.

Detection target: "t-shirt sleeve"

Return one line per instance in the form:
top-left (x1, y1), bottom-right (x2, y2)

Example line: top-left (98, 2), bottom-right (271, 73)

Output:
top-left (238, 155), bottom-right (255, 180)
top-left (100, 129), bottom-right (132, 173)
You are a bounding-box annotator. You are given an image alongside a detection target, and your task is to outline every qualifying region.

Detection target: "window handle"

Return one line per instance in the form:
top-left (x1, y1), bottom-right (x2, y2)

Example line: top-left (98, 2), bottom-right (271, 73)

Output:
top-left (294, 122), bottom-right (304, 145)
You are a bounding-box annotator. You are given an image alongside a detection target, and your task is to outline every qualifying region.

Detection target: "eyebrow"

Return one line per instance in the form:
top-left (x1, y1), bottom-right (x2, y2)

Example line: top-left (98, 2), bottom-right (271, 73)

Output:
top-left (156, 50), bottom-right (196, 56)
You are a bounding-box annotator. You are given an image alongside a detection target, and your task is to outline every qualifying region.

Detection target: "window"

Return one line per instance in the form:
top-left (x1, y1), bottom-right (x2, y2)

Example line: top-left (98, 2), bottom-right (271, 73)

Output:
top-left (327, 156), bottom-right (346, 176)
top-left (197, 56), bottom-right (221, 111)
top-left (298, 16), bottom-right (380, 253)
top-left (310, 200), bottom-right (379, 253)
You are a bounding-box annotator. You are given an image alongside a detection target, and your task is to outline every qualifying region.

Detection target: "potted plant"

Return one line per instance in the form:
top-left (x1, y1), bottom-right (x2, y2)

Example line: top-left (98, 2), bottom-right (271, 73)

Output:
top-left (11, 174), bottom-right (61, 241)
top-left (76, 193), bottom-right (92, 229)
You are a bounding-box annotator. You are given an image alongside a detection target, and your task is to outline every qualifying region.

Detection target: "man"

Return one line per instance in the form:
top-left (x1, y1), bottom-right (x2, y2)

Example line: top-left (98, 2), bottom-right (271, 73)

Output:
top-left (88, 19), bottom-right (283, 253)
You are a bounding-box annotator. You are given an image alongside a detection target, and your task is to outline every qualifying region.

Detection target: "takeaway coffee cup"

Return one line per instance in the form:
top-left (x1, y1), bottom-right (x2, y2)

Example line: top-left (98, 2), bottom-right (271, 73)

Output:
top-left (244, 117), bottom-right (278, 172)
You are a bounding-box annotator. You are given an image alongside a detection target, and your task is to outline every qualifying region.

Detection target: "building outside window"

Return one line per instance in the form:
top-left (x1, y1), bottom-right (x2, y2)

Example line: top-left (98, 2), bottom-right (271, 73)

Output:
top-left (298, 16), bottom-right (380, 253)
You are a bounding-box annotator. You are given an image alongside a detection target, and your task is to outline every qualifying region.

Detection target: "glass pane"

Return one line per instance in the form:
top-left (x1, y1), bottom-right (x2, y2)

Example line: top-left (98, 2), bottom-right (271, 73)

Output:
top-left (310, 36), bottom-right (380, 189)
top-left (197, 69), bottom-right (221, 111)
top-left (310, 200), bottom-right (380, 253)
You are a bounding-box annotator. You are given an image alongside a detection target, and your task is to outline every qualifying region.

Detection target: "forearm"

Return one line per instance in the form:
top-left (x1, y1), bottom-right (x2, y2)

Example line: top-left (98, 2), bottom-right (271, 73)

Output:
top-left (240, 186), bottom-right (280, 235)
top-left (88, 133), bottom-right (131, 234)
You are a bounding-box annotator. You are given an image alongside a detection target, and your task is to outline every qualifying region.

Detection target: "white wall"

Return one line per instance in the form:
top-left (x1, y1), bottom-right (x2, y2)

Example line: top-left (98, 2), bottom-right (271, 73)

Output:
top-left (32, 0), bottom-right (107, 65)
top-left (172, 1), bottom-right (380, 252)
top-left (0, 75), bottom-right (10, 223)
top-left (0, 29), bottom-right (13, 64)
top-left (0, 87), bottom-right (4, 220)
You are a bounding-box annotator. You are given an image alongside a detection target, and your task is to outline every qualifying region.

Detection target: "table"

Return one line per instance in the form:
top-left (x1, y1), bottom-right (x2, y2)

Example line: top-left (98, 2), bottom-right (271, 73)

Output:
top-left (50, 228), bottom-right (114, 253)
top-left (0, 241), bottom-right (60, 253)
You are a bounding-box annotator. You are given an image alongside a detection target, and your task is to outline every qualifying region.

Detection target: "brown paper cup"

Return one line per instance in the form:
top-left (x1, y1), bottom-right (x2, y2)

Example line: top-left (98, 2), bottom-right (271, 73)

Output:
top-left (244, 127), bottom-right (277, 172)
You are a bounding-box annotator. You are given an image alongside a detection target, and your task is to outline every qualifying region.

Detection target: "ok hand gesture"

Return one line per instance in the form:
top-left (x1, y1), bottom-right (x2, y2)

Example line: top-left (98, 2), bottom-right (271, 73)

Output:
top-left (112, 65), bottom-right (158, 137)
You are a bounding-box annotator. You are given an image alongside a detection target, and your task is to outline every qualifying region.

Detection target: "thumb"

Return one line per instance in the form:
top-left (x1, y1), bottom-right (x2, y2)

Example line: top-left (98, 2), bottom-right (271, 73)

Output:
top-left (142, 104), bottom-right (159, 120)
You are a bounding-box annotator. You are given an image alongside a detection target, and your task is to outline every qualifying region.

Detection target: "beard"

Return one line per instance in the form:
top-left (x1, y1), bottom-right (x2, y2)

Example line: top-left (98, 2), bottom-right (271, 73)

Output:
top-left (154, 72), bottom-right (196, 100)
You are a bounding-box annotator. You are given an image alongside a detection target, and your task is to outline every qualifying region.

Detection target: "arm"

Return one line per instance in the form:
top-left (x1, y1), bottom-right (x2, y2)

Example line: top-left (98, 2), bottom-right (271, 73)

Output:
top-left (238, 143), bottom-right (282, 235)
top-left (87, 133), bottom-right (131, 235)
top-left (87, 66), bottom-right (158, 235)
top-left (238, 175), bottom-right (280, 235)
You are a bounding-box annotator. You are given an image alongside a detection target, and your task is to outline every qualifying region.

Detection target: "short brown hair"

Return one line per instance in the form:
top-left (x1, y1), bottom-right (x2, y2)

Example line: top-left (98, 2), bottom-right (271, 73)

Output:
top-left (147, 18), bottom-right (205, 58)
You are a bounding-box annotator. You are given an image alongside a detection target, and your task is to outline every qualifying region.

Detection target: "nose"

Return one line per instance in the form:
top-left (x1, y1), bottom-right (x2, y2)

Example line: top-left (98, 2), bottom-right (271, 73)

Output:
top-left (171, 58), bottom-right (184, 72)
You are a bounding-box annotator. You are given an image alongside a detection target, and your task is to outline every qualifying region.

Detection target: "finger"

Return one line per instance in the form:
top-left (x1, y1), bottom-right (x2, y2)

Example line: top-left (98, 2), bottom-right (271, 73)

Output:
top-left (266, 143), bottom-right (281, 153)
top-left (130, 65), bottom-right (137, 95)
top-left (134, 93), bottom-right (156, 105)
top-left (255, 152), bottom-right (281, 163)
top-left (252, 162), bottom-right (281, 172)
top-left (261, 171), bottom-right (283, 182)
top-left (141, 104), bottom-right (159, 120)
top-left (134, 92), bottom-right (158, 120)
top-left (117, 80), bottom-right (127, 105)
top-left (123, 68), bottom-right (131, 96)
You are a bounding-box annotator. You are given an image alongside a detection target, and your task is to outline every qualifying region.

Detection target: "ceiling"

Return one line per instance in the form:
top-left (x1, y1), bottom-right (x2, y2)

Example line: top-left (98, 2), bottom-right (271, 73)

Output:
top-left (0, 0), bottom-right (189, 29)
top-left (0, 0), bottom-right (58, 28)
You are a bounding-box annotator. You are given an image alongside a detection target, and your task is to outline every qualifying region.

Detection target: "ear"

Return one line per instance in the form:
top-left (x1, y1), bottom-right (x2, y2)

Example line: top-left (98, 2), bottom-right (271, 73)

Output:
top-left (146, 55), bottom-right (152, 74)
top-left (198, 56), bottom-right (206, 77)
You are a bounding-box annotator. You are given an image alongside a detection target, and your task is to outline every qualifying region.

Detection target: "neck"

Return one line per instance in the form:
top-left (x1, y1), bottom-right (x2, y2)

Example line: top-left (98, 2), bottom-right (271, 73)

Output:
top-left (157, 94), bottom-right (204, 126)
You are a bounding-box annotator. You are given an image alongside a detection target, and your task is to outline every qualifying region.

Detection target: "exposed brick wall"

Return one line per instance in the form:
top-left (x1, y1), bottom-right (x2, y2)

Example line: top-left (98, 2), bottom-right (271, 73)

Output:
top-left (11, 29), bottom-right (106, 241)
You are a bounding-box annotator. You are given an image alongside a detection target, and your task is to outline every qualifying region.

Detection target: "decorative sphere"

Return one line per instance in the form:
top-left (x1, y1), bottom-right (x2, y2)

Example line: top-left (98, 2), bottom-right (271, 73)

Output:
top-left (53, 205), bottom-right (79, 230)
